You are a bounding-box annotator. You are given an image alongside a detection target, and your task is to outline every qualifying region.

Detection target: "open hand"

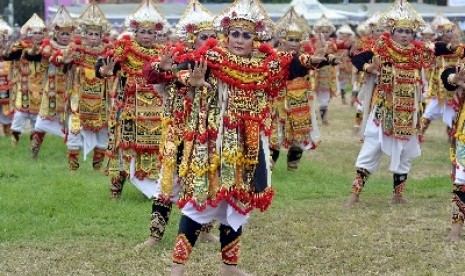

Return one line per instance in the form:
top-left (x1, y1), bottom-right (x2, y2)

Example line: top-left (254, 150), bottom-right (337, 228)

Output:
top-left (159, 49), bottom-right (179, 71)
top-left (103, 57), bottom-right (116, 76)
top-left (187, 59), bottom-right (210, 88)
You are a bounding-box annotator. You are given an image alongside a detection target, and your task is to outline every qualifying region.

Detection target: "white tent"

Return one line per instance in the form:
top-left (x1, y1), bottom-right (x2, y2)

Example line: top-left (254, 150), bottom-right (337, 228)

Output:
top-left (290, 0), bottom-right (348, 25)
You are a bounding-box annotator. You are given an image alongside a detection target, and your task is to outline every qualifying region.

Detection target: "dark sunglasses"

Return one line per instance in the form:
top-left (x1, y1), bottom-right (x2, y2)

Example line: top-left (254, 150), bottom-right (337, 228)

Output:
top-left (199, 34), bottom-right (216, 41)
top-left (230, 30), bottom-right (253, 40)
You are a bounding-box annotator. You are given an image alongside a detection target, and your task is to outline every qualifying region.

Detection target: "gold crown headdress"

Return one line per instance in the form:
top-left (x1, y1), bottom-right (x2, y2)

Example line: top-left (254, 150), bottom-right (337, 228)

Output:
top-left (336, 24), bottom-right (355, 36)
top-left (355, 21), bottom-right (370, 37)
top-left (378, 0), bottom-right (424, 32)
top-left (313, 15), bottom-right (336, 33)
top-left (365, 11), bottom-right (382, 28)
top-left (0, 17), bottom-right (13, 37)
top-left (20, 13), bottom-right (46, 35)
top-left (176, 0), bottom-right (214, 40)
top-left (124, 0), bottom-right (167, 32)
top-left (431, 12), bottom-right (454, 33)
top-left (215, 0), bottom-right (273, 41)
top-left (421, 23), bottom-right (435, 35)
top-left (275, 7), bottom-right (309, 40)
top-left (49, 5), bottom-right (75, 31)
top-left (78, 3), bottom-right (111, 33)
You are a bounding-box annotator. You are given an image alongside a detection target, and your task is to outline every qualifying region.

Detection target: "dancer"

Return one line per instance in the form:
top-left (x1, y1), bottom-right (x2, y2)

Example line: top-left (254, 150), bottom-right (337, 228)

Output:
top-left (344, 0), bottom-right (434, 207)
top-left (66, 3), bottom-right (112, 171)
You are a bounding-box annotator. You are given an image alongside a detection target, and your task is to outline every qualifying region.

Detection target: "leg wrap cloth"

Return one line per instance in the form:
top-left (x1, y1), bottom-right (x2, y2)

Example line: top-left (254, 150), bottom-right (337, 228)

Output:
top-left (67, 149), bottom-right (80, 171)
top-left (452, 185), bottom-right (465, 223)
top-left (352, 168), bottom-right (370, 196)
top-left (287, 146), bottom-right (303, 171)
top-left (172, 215), bottom-right (203, 264)
top-left (419, 117), bottom-right (431, 137)
top-left (149, 199), bottom-right (172, 241)
top-left (220, 224), bottom-right (243, 265)
top-left (393, 173), bottom-right (407, 195)
top-left (110, 171), bottom-right (127, 198)
top-left (30, 131), bottom-right (45, 159)
top-left (92, 148), bottom-right (106, 171)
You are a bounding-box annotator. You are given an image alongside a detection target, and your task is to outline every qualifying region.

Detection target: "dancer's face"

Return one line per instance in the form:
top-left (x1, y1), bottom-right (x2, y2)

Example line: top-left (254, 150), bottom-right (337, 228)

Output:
top-left (56, 30), bottom-right (71, 46)
top-left (227, 27), bottom-right (254, 57)
top-left (30, 30), bottom-right (45, 46)
top-left (135, 27), bottom-right (156, 48)
top-left (392, 27), bottom-right (414, 47)
top-left (194, 30), bottom-right (216, 50)
top-left (85, 31), bottom-right (102, 47)
top-left (282, 36), bottom-right (301, 52)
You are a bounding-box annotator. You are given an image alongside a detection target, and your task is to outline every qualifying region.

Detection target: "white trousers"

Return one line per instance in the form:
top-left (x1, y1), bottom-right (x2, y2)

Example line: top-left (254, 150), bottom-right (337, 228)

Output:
top-left (317, 91), bottom-right (331, 109)
top-left (129, 156), bottom-right (181, 201)
top-left (0, 112), bottom-right (11, 125)
top-left (35, 116), bottom-right (65, 138)
top-left (67, 128), bottom-right (109, 161)
top-left (182, 200), bottom-right (249, 232)
top-left (423, 98), bottom-right (455, 128)
top-left (11, 111), bottom-right (37, 133)
top-left (356, 112), bottom-right (421, 174)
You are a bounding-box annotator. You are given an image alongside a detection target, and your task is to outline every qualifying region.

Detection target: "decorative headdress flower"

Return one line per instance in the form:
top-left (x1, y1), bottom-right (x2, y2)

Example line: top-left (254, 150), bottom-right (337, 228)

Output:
top-left (365, 11), bottom-right (382, 28)
top-left (275, 7), bottom-right (309, 40)
top-left (313, 15), bottom-right (336, 34)
top-left (336, 24), bottom-right (355, 37)
top-left (214, 0), bottom-right (273, 41)
top-left (431, 12), bottom-right (454, 33)
top-left (124, 0), bottom-right (168, 32)
top-left (175, 0), bottom-right (214, 42)
top-left (78, 3), bottom-right (111, 34)
top-left (378, 0), bottom-right (425, 32)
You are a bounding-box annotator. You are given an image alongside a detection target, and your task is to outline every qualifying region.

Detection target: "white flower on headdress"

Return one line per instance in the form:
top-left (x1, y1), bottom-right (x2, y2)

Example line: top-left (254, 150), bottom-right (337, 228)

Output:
top-left (124, 0), bottom-right (168, 33)
top-left (214, 0), bottom-right (273, 41)
top-left (176, 0), bottom-right (214, 39)
top-left (378, 0), bottom-right (425, 32)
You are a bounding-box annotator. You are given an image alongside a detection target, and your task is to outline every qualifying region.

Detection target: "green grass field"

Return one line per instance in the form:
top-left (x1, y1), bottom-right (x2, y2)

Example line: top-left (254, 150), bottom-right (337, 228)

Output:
top-left (0, 98), bottom-right (462, 275)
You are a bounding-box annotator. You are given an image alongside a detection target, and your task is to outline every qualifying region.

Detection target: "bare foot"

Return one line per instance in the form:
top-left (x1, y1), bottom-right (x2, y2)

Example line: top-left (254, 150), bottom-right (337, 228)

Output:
top-left (344, 193), bottom-right (359, 208)
top-left (198, 231), bottom-right (219, 243)
top-left (170, 264), bottom-right (185, 276)
top-left (444, 223), bottom-right (463, 242)
top-left (134, 237), bottom-right (160, 250)
top-left (221, 264), bottom-right (251, 276)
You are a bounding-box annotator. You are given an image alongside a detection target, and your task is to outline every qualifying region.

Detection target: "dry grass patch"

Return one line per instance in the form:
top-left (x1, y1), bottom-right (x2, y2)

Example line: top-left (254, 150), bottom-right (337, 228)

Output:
top-left (0, 99), bottom-right (462, 275)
